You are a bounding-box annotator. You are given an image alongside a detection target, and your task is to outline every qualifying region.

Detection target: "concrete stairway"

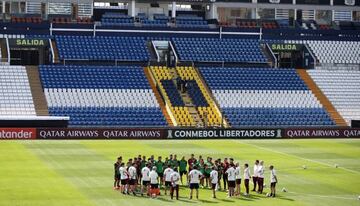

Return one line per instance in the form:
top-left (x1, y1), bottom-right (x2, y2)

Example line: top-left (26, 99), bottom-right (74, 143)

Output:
top-left (144, 67), bottom-right (173, 126)
top-left (26, 66), bottom-right (49, 116)
top-left (297, 69), bottom-right (347, 126)
top-left (168, 68), bottom-right (204, 127)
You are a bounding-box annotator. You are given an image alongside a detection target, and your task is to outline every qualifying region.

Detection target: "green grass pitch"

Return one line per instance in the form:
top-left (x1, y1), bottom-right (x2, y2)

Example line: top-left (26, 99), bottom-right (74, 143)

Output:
top-left (0, 139), bottom-right (359, 206)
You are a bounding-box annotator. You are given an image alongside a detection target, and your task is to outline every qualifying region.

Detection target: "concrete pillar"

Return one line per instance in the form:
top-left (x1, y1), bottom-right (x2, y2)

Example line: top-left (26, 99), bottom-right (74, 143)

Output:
top-left (128, 0), bottom-right (136, 17)
top-left (206, 3), bottom-right (218, 19)
top-left (171, 1), bottom-right (176, 18)
top-left (2, 1), bottom-right (5, 13)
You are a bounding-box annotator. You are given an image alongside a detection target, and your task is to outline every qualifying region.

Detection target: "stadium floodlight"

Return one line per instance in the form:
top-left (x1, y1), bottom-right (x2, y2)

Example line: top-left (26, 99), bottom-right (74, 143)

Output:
top-left (269, 0), bottom-right (280, 3)
top-left (345, 0), bottom-right (355, 6)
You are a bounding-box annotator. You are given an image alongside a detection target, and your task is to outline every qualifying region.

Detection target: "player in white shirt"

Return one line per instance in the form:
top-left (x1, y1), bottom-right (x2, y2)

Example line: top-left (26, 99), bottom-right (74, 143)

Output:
top-left (149, 166), bottom-right (159, 198)
top-left (269, 165), bottom-right (278, 198)
top-left (170, 168), bottom-right (180, 200)
top-left (243, 163), bottom-right (251, 196)
top-left (188, 165), bottom-right (203, 199)
top-left (163, 164), bottom-right (174, 195)
top-left (226, 164), bottom-right (236, 197)
top-left (257, 160), bottom-right (265, 194)
top-left (141, 163), bottom-right (151, 196)
top-left (209, 166), bottom-right (218, 198)
top-left (128, 163), bottom-right (137, 195)
top-left (235, 162), bottom-right (242, 196)
top-left (119, 163), bottom-right (129, 194)
top-left (252, 160), bottom-right (259, 192)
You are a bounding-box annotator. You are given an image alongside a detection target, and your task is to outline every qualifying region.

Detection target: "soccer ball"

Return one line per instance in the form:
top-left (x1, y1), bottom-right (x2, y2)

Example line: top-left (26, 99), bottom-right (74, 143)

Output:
top-left (335, 164), bottom-right (338, 168)
top-left (358, 195), bottom-right (360, 200)
top-left (303, 165), bottom-right (307, 169)
top-left (282, 187), bottom-right (287, 192)
top-left (263, 184), bottom-right (266, 188)
top-left (266, 193), bottom-right (271, 197)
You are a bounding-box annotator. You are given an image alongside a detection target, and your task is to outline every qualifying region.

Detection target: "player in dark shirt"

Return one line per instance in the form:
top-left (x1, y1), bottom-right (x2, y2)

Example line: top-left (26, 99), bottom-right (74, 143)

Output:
top-left (114, 157), bottom-right (122, 189)
top-left (188, 154), bottom-right (197, 172)
top-left (222, 158), bottom-right (230, 190)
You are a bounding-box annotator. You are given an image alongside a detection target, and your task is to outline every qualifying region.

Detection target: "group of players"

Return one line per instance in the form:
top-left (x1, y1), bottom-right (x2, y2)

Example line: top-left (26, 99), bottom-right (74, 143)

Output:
top-left (113, 154), bottom-right (278, 200)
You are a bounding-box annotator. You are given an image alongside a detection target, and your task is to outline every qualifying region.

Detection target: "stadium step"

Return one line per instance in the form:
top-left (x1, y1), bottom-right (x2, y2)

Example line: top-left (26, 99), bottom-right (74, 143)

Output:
top-left (169, 68), bottom-right (204, 127)
top-left (144, 67), bottom-right (174, 126)
top-left (296, 69), bottom-right (347, 126)
top-left (0, 38), bottom-right (8, 63)
top-left (26, 66), bottom-right (49, 116)
top-left (50, 40), bottom-right (60, 64)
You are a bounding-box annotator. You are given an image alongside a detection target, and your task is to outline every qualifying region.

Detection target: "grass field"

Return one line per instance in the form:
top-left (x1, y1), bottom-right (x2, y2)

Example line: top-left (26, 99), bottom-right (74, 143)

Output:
top-left (0, 139), bottom-right (359, 206)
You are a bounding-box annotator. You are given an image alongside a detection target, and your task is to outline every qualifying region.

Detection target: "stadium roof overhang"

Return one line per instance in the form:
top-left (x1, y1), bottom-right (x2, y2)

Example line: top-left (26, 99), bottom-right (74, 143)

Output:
top-left (214, 2), bottom-right (360, 11)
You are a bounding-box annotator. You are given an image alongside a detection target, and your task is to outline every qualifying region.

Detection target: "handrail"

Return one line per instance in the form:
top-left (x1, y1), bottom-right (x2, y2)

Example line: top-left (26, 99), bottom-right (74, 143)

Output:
top-left (49, 38), bottom-right (55, 64)
top-left (151, 40), bottom-right (160, 62)
top-left (168, 40), bottom-right (178, 63)
top-left (6, 37), bottom-right (10, 63)
top-left (304, 43), bottom-right (317, 68)
top-left (265, 43), bottom-right (277, 68)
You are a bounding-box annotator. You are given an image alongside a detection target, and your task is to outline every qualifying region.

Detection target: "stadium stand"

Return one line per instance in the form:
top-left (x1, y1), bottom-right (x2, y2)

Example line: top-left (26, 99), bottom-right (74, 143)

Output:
top-left (285, 40), bottom-right (360, 65)
top-left (0, 66), bottom-right (36, 116)
top-left (172, 38), bottom-right (267, 63)
top-left (101, 12), bottom-right (134, 26)
top-left (150, 66), bottom-right (196, 127)
top-left (39, 65), bottom-right (166, 126)
top-left (175, 15), bottom-right (209, 28)
top-left (308, 70), bottom-right (360, 126)
top-left (55, 35), bottom-right (150, 61)
top-left (200, 67), bottom-right (335, 127)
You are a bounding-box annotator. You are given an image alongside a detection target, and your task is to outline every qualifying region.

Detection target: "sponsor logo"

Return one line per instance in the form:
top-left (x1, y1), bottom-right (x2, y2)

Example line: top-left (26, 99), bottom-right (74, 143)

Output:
top-left (169, 129), bottom-right (279, 139)
top-left (0, 128), bottom-right (36, 139)
top-left (37, 128), bottom-right (165, 139)
top-left (285, 129), bottom-right (360, 138)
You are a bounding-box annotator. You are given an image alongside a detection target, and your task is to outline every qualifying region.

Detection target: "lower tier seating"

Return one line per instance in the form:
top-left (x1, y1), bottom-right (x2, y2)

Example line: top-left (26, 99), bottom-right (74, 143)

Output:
top-left (308, 70), bottom-right (360, 126)
top-left (0, 66), bottom-right (35, 116)
top-left (200, 67), bottom-right (335, 127)
top-left (40, 65), bottom-right (166, 127)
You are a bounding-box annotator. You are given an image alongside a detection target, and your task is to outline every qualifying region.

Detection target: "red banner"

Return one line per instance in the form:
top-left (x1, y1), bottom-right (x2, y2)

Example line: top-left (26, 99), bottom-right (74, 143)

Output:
top-left (0, 128), bottom-right (36, 139)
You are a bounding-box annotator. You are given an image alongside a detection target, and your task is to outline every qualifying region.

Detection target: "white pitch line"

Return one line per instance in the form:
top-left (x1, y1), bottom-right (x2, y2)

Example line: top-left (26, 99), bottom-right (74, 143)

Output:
top-left (233, 140), bottom-right (360, 175)
top-left (287, 191), bottom-right (357, 201)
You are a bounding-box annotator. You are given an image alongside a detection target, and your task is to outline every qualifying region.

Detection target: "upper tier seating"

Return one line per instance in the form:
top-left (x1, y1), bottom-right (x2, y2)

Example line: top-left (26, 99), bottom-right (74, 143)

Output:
top-left (0, 66), bottom-right (35, 116)
top-left (173, 38), bottom-right (267, 63)
top-left (286, 40), bottom-right (360, 65)
top-left (308, 70), bottom-right (360, 126)
top-left (176, 15), bottom-right (208, 28)
top-left (200, 67), bottom-right (334, 127)
top-left (40, 65), bottom-right (166, 126)
top-left (101, 12), bottom-right (134, 26)
top-left (56, 35), bottom-right (150, 61)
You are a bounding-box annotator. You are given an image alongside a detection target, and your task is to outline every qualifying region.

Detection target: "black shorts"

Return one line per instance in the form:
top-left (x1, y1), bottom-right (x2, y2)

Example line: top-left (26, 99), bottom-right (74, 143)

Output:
top-left (121, 179), bottom-right (128, 185)
top-left (114, 174), bottom-right (120, 180)
top-left (129, 179), bottom-right (136, 185)
top-left (142, 181), bottom-right (150, 186)
top-left (189, 183), bottom-right (199, 189)
top-left (158, 173), bottom-right (164, 178)
top-left (204, 173), bottom-right (210, 178)
top-left (180, 170), bottom-right (187, 176)
top-left (228, 180), bottom-right (235, 188)
top-left (211, 183), bottom-right (216, 190)
top-left (150, 184), bottom-right (158, 189)
top-left (271, 182), bottom-right (277, 187)
top-left (165, 181), bottom-right (172, 187)
top-left (236, 179), bottom-right (241, 185)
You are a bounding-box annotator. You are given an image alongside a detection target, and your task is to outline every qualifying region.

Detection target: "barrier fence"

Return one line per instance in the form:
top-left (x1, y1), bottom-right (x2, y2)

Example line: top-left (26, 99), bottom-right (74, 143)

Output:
top-left (0, 127), bottom-right (359, 139)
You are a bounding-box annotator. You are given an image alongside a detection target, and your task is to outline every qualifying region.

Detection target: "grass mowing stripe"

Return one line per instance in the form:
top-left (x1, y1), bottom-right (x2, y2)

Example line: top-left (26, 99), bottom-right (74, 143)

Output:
top-left (234, 140), bottom-right (360, 175)
top-left (0, 141), bottom-right (95, 206)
